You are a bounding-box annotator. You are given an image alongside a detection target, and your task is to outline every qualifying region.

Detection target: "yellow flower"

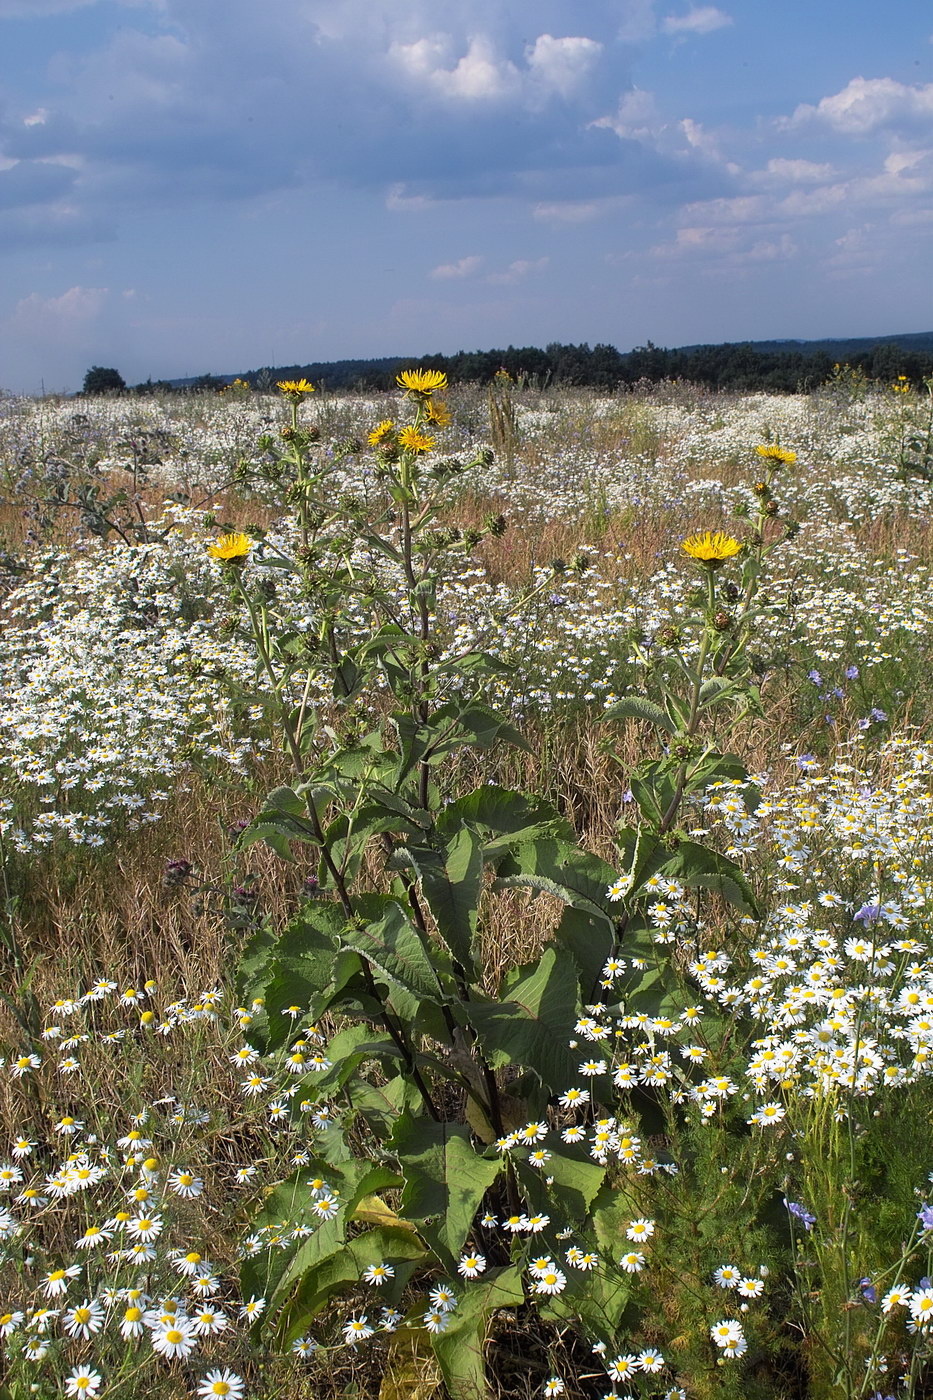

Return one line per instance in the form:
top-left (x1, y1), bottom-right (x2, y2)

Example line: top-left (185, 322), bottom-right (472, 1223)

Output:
top-left (755, 444), bottom-right (797, 466)
top-left (398, 426), bottom-right (435, 454)
top-left (682, 531), bottom-right (742, 567)
top-left (368, 419), bottom-right (395, 446)
top-left (207, 532), bottom-right (253, 561)
top-left (425, 398), bottom-right (451, 427)
top-left (276, 378), bottom-right (315, 396)
top-left (396, 368), bottom-right (448, 396)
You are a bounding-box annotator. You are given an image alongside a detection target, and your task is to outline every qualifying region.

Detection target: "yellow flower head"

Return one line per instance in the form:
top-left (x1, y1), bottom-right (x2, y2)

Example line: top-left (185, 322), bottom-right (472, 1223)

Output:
top-left (276, 378), bottom-right (315, 396)
top-left (368, 419), bottom-right (395, 446)
top-left (207, 532), bottom-right (253, 562)
top-left (396, 368), bottom-right (448, 397)
top-left (425, 398), bottom-right (451, 428)
top-left (682, 531), bottom-right (742, 568)
top-left (398, 426), bottom-right (435, 455)
top-left (755, 444), bottom-right (797, 466)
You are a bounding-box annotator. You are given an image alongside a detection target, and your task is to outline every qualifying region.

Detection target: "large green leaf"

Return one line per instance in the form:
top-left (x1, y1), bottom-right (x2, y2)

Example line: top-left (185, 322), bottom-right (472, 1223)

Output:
top-left (389, 1116), bottom-right (502, 1271)
top-left (554, 904), bottom-right (615, 990)
top-left (468, 947), bottom-right (580, 1094)
top-left (664, 840), bottom-right (760, 917)
top-left (430, 1266), bottom-right (524, 1400)
top-left (276, 1223), bottom-right (428, 1342)
top-left (539, 1267), bottom-right (631, 1341)
top-left (342, 898), bottom-right (445, 1005)
top-left (418, 827), bottom-right (483, 976)
top-left (492, 839), bottom-right (617, 930)
top-left (436, 786), bottom-right (572, 852)
top-left (513, 1147), bottom-right (606, 1220)
top-left (603, 696), bottom-right (676, 734)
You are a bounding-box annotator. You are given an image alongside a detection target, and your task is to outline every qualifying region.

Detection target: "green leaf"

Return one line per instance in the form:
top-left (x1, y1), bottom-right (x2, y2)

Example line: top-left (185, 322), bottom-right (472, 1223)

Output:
top-left (389, 1116), bottom-right (502, 1271)
top-left (665, 840), bottom-right (760, 917)
top-left (539, 1267), bottom-right (631, 1340)
top-left (418, 827), bottom-right (483, 976)
top-left (514, 1147), bottom-right (605, 1219)
top-left (554, 904), bottom-right (615, 990)
top-left (492, 839), bottom-right (618, 931)
top-left (603, 696), bottom-right (676, 734)
top-left (236, 925), bottom-right (277, 1007)
top-left (468, 947), bottom-right (580, 1093)
top-left (629, 760), bottom-right (677, 826)
top-left (430, 1266), bottom-right (524, 1400)
top-left (436, 785), bottom-right (572, 852)
top-left (342, 899), bottom-right (445, 1005)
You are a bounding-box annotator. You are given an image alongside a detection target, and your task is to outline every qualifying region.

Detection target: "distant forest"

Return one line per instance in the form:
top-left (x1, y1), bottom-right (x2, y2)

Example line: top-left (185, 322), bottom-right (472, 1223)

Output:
top-left (136, 331), bottom-right (933, 397)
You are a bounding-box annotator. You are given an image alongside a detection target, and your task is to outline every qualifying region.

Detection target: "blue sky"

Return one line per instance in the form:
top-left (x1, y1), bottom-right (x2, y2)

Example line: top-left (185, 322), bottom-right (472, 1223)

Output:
top-left (1, 0), bottom-right (931, 393)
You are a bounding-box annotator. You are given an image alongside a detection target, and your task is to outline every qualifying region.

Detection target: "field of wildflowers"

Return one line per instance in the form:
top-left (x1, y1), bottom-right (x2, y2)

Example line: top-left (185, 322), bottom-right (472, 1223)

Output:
top-left (1, 370), bottom-right (933, 1400)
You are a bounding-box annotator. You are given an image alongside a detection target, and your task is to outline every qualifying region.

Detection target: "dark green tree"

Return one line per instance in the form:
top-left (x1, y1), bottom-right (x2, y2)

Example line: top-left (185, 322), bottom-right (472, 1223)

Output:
top-left (81, 366), bottom-right (126, 395)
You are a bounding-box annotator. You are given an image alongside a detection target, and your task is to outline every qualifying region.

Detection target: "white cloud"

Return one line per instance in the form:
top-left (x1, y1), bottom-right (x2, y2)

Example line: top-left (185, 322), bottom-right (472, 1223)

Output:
top-left (525, 34), bottom-right (602, 100)
top-left (754, 157), bottom-right (837, 185)
top-left (650, 225), bottom-right (796, 264)
top-left (385, 184), bottom-right (436, 212)
top-left (10, 285), bottom-right (108, 338)
top-left (532, 200), bottom-right (599, 223)
top-left (784, 77), bottom-right (933, 136)
top-left (651, 224), bottom-right (740, 256)
top-left (487, 256), bottom-right (549, 283)
top-left (429, 254), bottom-right (482, 279)
top-left (391, 34), bottom-right (521, 102)
top-left (391, 31), bottom-right (603, 106)
top-left (662, 7), bottom-right (732, 36)
top-left (680, 194), bottom-right (768, 224)
top-left (591, 88), bottom-right (661, 140)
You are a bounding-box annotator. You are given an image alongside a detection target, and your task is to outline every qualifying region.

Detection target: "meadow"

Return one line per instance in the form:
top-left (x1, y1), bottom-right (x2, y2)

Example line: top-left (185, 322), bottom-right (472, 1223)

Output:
top-left (0, 368), bottom-right (932, 1400)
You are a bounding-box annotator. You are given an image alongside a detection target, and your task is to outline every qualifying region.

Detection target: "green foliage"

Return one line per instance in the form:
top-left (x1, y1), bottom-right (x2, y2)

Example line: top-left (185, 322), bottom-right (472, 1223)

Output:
top-left (220, 378), bottom-right (933, 1400)
top-left (81, 365), bottom-right (126, 394)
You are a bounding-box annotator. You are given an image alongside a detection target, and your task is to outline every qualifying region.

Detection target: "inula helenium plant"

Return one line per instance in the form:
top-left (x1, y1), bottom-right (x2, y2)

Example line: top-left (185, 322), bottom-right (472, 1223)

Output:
top-left (0, 371), bottom-right (932, 1400)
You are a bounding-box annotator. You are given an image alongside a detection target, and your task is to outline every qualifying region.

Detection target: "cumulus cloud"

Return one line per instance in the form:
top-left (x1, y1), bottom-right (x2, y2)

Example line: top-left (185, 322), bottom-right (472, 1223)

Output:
top-left (390, 34), bottom-right (521, 102)
top-left (591, 88), bottom-right (661, 141)
top-left (429, 255), bottom-right (483, 279)
top-left (10, 285), bottom-right (108, 338)
top-left (783, 77), bottom-right (933, 136)
top-left (390, 30), bottom-right (603, 104)
top-left (487, 256), bottom-right (549, 283)
top-left (525, 34), bottom-right (603, 99)
top-left (662, 7), bottom-right (732, 36)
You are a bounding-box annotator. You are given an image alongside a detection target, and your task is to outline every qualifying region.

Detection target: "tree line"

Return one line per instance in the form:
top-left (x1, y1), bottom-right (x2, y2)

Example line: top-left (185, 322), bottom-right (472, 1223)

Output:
top-left (81, 336), bottom-right (933, 399)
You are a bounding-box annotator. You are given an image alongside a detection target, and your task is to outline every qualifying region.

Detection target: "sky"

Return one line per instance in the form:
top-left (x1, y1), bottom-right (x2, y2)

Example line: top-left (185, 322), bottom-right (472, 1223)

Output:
top-left (0, 0), bottom-right (932, 393)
